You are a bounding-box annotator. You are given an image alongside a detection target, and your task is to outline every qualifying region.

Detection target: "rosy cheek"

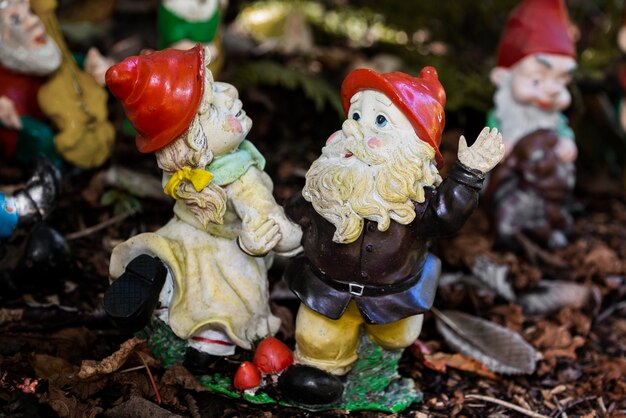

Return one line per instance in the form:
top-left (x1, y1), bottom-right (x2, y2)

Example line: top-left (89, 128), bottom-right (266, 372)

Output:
top-left (226, 116), bottom-right (243, 134)
top-left (326, 131), bottom-right (339, 144)
top-left (367, 137), bottom-right (383, 149)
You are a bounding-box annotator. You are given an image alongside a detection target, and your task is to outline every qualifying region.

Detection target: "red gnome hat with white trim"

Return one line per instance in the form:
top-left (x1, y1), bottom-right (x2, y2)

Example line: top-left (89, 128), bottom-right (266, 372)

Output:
top-left (105, 44), bottom-right (205, 153)
top-left (341, 67), bottom-right (446, 168)
top-left (495, 0), bottom-right (575, 69)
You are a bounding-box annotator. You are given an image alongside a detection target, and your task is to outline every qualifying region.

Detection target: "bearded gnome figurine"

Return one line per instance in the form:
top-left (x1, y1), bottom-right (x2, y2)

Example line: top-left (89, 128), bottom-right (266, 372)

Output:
top-left (485, 0), bottom-right (577, 249)
top-left (103, 45), bottom-right (302, 373)
top-left (277, 67), bottom-right (504, 406)
top-left (0, 0), bottom-right (114, 168)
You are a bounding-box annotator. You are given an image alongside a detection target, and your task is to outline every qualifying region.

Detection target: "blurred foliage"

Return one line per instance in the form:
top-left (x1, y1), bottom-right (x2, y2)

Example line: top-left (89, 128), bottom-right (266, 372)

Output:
top-left (101, 189), bottom-right (142, 216)
top-left (232, 60), bottom-right (343, 116)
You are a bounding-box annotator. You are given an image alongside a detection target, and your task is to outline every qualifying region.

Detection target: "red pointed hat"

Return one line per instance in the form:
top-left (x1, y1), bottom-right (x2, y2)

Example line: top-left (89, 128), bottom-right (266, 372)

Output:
top-left (105, 44), bottom-right (205, 153)
top-left (341, 67), bottom-right (446, 167)
top-left (496, 0), bottom-right (575, 68)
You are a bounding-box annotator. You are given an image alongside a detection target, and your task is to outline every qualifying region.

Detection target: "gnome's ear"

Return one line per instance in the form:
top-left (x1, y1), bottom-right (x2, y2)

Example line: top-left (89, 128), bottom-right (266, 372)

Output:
top-left (490, 67), bottom-right (509, 87)
top-left (198, 65), bottom-right (214, 115)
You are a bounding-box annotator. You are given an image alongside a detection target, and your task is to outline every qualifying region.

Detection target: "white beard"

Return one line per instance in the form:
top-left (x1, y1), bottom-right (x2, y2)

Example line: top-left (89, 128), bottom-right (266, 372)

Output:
top-left (303, 132), bottom-right (442, 244)
top-left (162, 0), bottom-right (218, 22)
top-left (494, 73), bottom-right (561, 144)
top-left (0, 37), bottom-right (61, 76)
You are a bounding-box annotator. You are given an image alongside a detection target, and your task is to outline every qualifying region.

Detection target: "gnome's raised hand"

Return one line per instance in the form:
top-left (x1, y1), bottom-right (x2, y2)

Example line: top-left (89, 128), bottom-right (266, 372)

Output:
top-left (458, 127), bottom-right (505, 174)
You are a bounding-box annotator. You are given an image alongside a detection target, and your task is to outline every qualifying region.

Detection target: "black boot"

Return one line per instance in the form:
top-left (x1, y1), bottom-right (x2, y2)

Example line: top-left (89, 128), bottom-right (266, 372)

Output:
top-left (103, 254), bottom-right (166, 333)
top-left (278, 365), bottom-right (344, 405)
top-left (183, 347), bottom-right (221, 375)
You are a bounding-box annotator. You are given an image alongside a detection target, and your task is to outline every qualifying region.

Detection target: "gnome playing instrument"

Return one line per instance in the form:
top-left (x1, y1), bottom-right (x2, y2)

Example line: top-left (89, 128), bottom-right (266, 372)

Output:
top-left (0, 0), bottom-right (114, 168)
top-left (485, 0), bottom-right (577, 249)
top-left (278, 67), bottom-right (504, 405)
top-left (103, 45), bottom-right (302, 371)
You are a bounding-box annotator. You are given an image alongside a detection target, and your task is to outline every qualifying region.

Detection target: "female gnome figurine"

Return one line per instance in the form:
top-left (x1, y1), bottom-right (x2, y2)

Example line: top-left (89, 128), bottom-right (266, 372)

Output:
top-left (278, 67), bottom-right (504, 406)
top-left (103, 45), bottom-right (302, 372)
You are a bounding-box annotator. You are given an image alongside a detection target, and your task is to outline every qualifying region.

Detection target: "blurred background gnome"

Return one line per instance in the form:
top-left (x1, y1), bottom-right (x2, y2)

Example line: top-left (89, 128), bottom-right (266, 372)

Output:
top-left (103, 45), bottom-right (302, 373)
top-left (485, 0), bottom-right (578, 249)
top-left (0, 0), bottom-right (114, 168)
top-left (159, 0), bottom-right (226, 76)
top-left (279, 67), bottom-right (504, 405)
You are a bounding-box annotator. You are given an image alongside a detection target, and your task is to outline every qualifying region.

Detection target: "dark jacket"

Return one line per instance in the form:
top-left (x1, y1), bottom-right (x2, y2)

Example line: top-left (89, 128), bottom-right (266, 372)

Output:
top-left (284, 161), bottom-right (484, 324)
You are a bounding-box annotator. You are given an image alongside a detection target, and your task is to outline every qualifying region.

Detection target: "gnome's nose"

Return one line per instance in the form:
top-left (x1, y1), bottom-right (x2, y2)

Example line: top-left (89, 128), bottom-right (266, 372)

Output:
top-left (341, 118), bottom-right (363, 140)
top-left (105, 58), bottom-right (138, 101)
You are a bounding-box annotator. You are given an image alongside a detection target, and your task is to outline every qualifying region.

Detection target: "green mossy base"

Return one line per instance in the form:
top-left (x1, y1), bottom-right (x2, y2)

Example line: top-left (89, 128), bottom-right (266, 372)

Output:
top-left (139, 318), bottom-right (422, 412)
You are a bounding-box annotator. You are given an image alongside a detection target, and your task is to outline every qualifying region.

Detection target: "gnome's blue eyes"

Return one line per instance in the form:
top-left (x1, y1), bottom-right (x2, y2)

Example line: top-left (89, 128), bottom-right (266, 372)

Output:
top-left (352, 112), bottom-right (361, 121)
top-left (376, 114), bottom-right (388, 128)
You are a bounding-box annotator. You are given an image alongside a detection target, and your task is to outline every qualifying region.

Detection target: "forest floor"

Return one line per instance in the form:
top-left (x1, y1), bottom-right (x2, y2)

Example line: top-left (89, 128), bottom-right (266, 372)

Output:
top-left (1, 3), bottom-right (625, 418)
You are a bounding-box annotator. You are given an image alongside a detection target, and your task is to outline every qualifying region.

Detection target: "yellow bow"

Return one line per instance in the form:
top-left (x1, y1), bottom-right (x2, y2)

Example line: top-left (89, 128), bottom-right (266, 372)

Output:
top-left (163, 167), bottom-right (214, 199)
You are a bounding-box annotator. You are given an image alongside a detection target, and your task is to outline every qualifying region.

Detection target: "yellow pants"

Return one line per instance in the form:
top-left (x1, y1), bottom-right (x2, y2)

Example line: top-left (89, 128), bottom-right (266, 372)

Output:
top-left (294, 300), bottom-right (423, 375)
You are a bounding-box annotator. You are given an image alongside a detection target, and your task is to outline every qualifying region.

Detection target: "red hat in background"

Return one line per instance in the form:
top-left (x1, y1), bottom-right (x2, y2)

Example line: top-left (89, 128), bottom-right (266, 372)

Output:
top-left (495, 0), bottom-right (575, 68)
top-left (105, 44), bottom-right (205, 153)
top-left (341, 67), bottom-right (446, 167)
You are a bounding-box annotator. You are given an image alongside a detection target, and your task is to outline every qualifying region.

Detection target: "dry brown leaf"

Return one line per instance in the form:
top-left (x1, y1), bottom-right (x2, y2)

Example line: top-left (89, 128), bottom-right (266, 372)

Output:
top-left (0, 308), bottom-right (23, 325)
top-left (518, 280), bottom-right (594, 314)
top-left (39, 386), bottom-right (103, 418)
top-left (32, 354), bottom-right (76, 381)
top-left (582, 242), bottom-right (622, 277)
top-left (160, 363), bottom-right (210, 393)
top-left (103, 396), bottom-right (183, 418)
top-left (434, 309), bottom-right (538, 375)
top-left (426, 352), bottom-right (500, 380)
top-left (78, 337), bottom-right (153, 379)
top-left (489, 304), bottom-right (525, 333)
top-left (526, 320), bottom-right (586, 374)
top-left (471, 255), bottom-right (516, 301)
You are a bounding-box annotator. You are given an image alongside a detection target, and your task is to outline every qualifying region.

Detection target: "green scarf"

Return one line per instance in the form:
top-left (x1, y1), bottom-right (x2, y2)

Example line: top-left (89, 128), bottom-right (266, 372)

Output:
top-left (207, 140), bottom-right (266, 186)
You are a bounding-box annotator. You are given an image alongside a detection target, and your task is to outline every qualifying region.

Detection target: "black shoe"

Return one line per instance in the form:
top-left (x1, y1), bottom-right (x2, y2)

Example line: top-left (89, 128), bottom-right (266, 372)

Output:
top-left (183, 347), bottom-right (221, 375)
top-left (103, 255), bottom-right (166, 333)
top-left (278, 365), bottom-right (344, 405)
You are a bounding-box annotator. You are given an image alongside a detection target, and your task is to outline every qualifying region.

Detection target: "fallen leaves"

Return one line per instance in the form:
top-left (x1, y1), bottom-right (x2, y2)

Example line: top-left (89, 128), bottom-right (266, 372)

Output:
top-left (78, 337), bottom-right (156, 379)
top-left (433, 309), bottom-right (538, 375)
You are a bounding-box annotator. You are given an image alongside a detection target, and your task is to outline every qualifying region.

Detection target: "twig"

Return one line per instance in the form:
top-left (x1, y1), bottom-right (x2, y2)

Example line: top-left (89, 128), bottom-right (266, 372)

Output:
top-left (65, 211), bottom-right (132, 240)
top-left (117, 365), bottom-right (147, 374)
top-left (465, 394), bottom-right (550, 418)
top-left (431, 307), bottom-right (465, 335)
top-left (597, 397), bottom-right (607, 415)
top-left (514, 232), bottom-right (568, 269)
top-left (596, 300), bottom-right (626, 324)
top-left (185, 394), bottom-right (201, 418)
top-left (550, 396), bottom-right (597, 417)
top-left (137, 352), bottom-right (161, 405)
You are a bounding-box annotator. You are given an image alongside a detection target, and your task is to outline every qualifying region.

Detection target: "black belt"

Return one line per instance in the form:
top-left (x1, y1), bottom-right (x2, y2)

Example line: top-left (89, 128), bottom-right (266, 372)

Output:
top-left (308, 263), bottom-right (423, 297)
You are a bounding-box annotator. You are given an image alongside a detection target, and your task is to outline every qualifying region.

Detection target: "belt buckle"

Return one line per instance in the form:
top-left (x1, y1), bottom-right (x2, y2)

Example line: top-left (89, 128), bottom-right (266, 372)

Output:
top-left (349, 283), bottom-right (364, 296)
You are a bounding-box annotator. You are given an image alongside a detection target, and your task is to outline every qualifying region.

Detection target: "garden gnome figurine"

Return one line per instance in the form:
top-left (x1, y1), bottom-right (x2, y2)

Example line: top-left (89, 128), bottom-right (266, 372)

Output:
top-left (0, 157), bottom-right (71, 298)
top-left (159, 0), bottom-right (226, 75)
top-left (0, 0), bottom-right (114, 168)
top-left (103, 45), bottom-right (302, 373)
top-left (279, 67), bottom-right (504, 405)
top-left (485, 0), bottom-right (577, 248)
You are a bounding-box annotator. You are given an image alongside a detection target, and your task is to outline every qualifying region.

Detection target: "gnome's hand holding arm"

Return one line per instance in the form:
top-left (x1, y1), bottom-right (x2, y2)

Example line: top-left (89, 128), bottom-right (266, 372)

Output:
top-left (458, 127), bottom-right (505, 174)
top-left (555, 137), bottom-right (577, 163)
top-left (229, 167), bottom-right (303, 257)
top-left (0, 96), bottom-right (21, 130)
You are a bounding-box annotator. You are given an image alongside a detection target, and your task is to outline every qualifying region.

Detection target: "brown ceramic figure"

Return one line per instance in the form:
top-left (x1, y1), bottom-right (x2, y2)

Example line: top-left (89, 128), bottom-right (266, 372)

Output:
top-left (278, 67), bottom-right (504, 405)
top-left (484, 129), bottom-right (574, 249)
top-left (485, 0), bottom-right (577, 249)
